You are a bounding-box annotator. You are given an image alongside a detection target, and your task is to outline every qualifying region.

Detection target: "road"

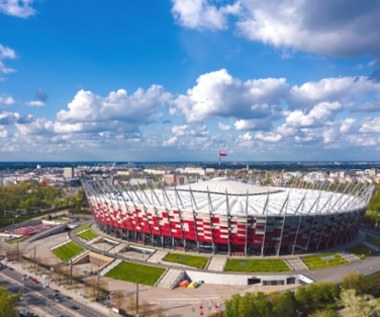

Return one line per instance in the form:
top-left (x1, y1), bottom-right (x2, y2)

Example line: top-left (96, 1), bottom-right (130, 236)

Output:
top-left (0, 265), bottom-right (108, 317)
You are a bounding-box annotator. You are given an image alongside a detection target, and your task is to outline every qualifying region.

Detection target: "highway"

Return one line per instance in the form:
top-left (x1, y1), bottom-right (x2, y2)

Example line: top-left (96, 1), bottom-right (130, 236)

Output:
top-left (0, 265), bottom-right (108, 317)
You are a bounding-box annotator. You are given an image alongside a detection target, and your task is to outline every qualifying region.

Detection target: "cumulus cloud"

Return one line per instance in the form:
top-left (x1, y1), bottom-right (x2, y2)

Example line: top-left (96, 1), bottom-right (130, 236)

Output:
top-left (285, 102), bottom-right (342, 128)
top-left (173, 68), bottom-right (287, 122)
top-left (171, 0), bottom-right (240, 30)
top-left (171, 0), bottom-right (380, 58)
top-left (0, 44), bottom-right (16, 76)
top-left (0, 0), bottom-right (37, 18)
top-left (359, 117), bottom-right (380, 133)
top-left (57, 86), bottom-right (171, 134)
top-left (0, 95), bottom-right (15, 107)
top-left (290, 76), bottom-right (380, 109)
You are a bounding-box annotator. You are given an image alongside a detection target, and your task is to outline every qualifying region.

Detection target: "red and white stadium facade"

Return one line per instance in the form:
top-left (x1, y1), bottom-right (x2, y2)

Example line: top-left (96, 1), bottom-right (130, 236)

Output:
top-left (82, 177), bottom-right (373, 256)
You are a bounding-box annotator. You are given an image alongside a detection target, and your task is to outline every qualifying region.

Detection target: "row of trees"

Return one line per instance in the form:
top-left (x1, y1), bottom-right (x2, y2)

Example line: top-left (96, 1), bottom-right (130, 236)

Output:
top-left (0, 182), bottom-right (84, 219)
top-left (222, 273), bottom-right (380, 317)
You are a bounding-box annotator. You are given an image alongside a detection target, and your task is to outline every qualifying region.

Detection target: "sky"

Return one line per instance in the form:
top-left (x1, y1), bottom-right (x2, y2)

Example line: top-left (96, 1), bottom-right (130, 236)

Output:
top-left (1, 0), bottom-right (380, 162)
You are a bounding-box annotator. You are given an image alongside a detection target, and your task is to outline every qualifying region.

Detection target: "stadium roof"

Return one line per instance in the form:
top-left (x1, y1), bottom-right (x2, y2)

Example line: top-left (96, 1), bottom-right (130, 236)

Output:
top-left (174, 177), bottom-right (281, 196)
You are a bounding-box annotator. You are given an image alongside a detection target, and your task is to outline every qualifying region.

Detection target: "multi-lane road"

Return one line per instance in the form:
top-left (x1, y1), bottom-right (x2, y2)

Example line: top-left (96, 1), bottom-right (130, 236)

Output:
top-left (0, 265), bottom-right (108, 317)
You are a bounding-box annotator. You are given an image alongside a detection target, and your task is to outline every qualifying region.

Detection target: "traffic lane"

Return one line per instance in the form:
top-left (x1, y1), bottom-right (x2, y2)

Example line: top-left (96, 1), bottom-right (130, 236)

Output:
top-left (0, 270), bottom-right (75, 317)
top-left (2, 266), bottom-right (107, 317)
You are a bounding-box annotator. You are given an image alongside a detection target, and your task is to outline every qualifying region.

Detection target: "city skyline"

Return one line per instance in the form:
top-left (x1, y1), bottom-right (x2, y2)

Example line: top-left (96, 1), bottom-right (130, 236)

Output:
top-left (1, 1), bottom-right (380, 162)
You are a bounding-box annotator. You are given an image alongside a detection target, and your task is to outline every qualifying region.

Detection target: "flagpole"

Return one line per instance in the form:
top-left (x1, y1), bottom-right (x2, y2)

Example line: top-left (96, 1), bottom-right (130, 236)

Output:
top-left (218, 151), bottom-right (221, 177)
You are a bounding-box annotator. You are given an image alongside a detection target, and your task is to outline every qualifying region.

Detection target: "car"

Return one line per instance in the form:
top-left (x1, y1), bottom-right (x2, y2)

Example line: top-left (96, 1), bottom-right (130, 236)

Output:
top-left (21, 275), bottom-right (29, 281)
top-left (70, 305), bottom-right (80, 311)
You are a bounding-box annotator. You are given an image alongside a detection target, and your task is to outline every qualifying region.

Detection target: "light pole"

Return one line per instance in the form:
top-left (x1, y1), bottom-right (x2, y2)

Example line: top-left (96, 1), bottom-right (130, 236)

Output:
top-left (135, 283), bottom-right (139, 316)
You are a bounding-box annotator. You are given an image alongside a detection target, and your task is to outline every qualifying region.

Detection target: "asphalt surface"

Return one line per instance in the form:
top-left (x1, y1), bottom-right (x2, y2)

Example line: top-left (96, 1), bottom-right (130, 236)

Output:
top-left (0, 265), bottom-right (108, 317)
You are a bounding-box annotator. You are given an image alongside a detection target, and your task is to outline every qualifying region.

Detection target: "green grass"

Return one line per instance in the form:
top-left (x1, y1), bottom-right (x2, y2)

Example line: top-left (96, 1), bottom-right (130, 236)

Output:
top-left (77, 229), bottom-right (97, 241)
top-left (5, 236), bottom-right (28, 244)
top-left (301, 253), bottom-right (349, 270)
top-left (348, 244), bottom-right (376, 259)
top-left (163, 253), bottom-right (209, 269)
top-left (52, 241), bottom-right (85, 261)
top-left (74, 223), bottom-right (91, 233)
top-left (366, 235), bottom-right (380, 248)
top-left (105, 261), bottom-right (166, 286)
top-left (224, 258), bottom-right (291, 273)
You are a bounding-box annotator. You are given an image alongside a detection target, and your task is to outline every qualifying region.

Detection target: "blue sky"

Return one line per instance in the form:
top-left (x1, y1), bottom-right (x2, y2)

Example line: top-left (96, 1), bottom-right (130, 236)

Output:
top-left (1, 0), bottom-right (380, 161)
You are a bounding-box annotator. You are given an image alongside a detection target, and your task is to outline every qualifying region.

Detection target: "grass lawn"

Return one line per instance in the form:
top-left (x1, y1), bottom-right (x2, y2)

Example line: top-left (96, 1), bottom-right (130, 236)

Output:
top-left (105, 261), bottom-right (166, 286)
top-left (77, 229), bottom-right (97, 241)
top-left (5, 236), bottom-right (28, 244)
top-left (74, 223), bottom-right (91, 234)
top-left (52, 241), bottom-right (85, 261)
top-left (348, 244), bottom-right (376, 259)
top-left (301, 253), bottom-right (348, 270)
top-left (366, 235), bottom-right (380, 248)
top-left (163, 253), bottom-right (209, 269)
top-left (224, 258), bottom-right (291, 273)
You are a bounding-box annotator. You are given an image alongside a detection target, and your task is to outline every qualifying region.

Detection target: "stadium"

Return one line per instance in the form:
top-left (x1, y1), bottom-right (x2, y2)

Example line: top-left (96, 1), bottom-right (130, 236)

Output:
top-left (82, 177), bottom-right (374, 256)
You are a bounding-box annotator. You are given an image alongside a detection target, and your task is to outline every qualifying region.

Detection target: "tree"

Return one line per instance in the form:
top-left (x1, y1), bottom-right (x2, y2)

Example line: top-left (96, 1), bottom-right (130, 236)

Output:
top-left (225, 292), bottom-right (272, 317)
top-left (309, 310), bottom-right (339, 317)
top-left (340, 289), bottom-right (380, 317)
top-left (341, 272), bottom-right (371, 294)
top-left (269, 291), bottom-right (296, 317)
top-left (0, 286), bottom-right (20, 317)
top-left (295, 282), bottom-right (340, 315)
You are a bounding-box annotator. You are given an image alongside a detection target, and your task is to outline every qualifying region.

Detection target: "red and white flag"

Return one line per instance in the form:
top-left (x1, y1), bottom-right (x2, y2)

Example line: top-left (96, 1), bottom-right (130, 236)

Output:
top-left (219, 152), bottom-right (227, 157)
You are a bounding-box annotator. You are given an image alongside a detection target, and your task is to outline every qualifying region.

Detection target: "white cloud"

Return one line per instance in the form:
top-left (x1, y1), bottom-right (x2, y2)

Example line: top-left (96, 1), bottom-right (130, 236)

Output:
top-left (57, 86), bottom-right (171, 134)
top-left (173, 68), bottom-right (287, 122)
top-left (254, 131), bottom-right (282, 142)
top-left (290, 76), bottom-right (380, 109)
top-left (218, 122), bottom-right (231, 131)
top-left (285, 102), bottom-right (342, 127)
top-left (0, 0), bottom-right (37, 18)
top-left (0, 95), bottom-right (15, 107)
top-left (172, 0), bottom-right (380, 58)
top-left (359, 117), bottom-right (380, 133)
top-left (26, 100), bottom-right (45, 107)
top-left (171, 0), bottom-right (240, 30)
top-left (163, 136), bottom-right (178, 146)
top-left (340, 118), bottom-right (356, 133)
top-left (0, 44), bottom-right (16, 75)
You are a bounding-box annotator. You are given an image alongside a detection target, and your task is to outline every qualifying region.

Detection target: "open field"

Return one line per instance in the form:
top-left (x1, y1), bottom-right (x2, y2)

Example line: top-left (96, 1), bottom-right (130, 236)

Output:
top-left (301, 253), bottom-right (348, 270)
top-left (52, 241), bottom-right (85, 261)
top-left (74, 223), bottom-right (91, 233)
top-left (224, 258), bottom-right (291, 273)
top-left (77, 229), bottom-right (97, 241)
top-left (348, 244), bottom-right (376, 259)
top-left (163, 253), bottom-right (209, 269)
top-left (105, 261), bottom-right (166, 286)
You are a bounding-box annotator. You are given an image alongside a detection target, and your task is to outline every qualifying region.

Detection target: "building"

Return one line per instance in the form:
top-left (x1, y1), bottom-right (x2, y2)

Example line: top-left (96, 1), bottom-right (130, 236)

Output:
top-left (63, 167), bottom-right (74, 179)
top-left (82, 177), bottom-right (373, 256)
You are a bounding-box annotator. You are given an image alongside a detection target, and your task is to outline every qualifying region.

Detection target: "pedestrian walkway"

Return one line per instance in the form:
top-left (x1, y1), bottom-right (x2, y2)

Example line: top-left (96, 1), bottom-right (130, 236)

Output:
top-left (108, 242), bottom-right (128, 255)
top-left (206, 255), bottom-right (227, 272)
top-left (147, 250), bottom-right (168, 264)
top-left (285, 258), bottom-right (309, 271)
top-left (156, 268), bottom-right (183, 289)
top-left (338, 252), bottom-right (360, 263)
top-left (99, 258), bottom-right (121, 277)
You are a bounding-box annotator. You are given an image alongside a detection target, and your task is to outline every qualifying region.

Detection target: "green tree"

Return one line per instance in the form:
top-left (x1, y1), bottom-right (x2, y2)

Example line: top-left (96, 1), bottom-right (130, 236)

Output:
top-left (340, 289), bottom-right (380, 317)
top-left (309, 310), bottom-right (339, 317)
top-left (225, 292), bottom-right (272, 317)
top-left (0, 286), bottom-right (20, 317)
top-left (341, 272), bottom-right (371, 294)
top-left (295, 282), bottom-right (340, 315)
top-left (269, 291), bottom-right (296, 317)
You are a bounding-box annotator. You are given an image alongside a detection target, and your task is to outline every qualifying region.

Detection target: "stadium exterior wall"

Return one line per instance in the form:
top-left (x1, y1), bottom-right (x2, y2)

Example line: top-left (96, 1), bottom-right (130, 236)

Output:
top-left (82, 179), bottom-right (372, 256)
